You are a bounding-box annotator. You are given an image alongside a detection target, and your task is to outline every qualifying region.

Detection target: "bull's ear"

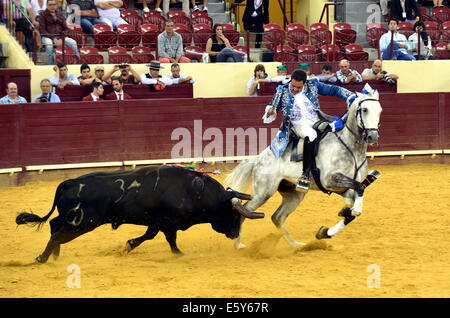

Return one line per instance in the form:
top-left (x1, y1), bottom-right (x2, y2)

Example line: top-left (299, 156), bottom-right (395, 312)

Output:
top-left (225, 187), bottom-right (252, 201)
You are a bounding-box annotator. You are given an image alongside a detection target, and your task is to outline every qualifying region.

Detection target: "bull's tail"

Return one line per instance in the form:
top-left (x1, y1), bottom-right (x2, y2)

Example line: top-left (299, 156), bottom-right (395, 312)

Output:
top-left (16, 181), bottom-right (66, 229)
top-left (224, 158), bottom-right (256, 194)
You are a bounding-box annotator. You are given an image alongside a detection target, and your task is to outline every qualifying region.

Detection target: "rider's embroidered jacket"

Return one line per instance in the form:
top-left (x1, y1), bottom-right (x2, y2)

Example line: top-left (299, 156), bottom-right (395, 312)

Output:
top-left (268, 78), bottom-right (352, 158)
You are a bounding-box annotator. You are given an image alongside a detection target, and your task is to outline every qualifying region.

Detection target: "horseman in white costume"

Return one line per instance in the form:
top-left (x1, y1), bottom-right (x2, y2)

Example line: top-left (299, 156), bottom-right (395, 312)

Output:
top-left (264, 70), bottom-right (354, 192)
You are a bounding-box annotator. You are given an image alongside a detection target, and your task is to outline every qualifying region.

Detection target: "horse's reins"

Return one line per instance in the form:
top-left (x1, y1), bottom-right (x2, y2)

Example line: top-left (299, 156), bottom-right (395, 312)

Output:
top-left (333, 98), bottom-right (380, 180)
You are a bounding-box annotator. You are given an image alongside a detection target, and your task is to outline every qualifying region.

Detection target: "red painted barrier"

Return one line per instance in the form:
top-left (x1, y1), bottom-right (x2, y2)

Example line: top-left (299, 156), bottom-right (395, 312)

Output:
top-left (0, 93), bottom-right (449, 169)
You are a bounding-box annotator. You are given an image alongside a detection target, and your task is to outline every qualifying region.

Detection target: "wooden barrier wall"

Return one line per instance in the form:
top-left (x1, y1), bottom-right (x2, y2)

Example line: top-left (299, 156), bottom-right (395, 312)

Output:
top-left (1, 93), bottom-right (449, 169)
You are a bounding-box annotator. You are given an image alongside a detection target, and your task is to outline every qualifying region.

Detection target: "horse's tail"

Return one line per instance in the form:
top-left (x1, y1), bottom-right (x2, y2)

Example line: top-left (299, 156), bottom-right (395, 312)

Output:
top-left (16, 181), bottom-right (67, 230)
top-left (224, 158), bottom-right (256, 194)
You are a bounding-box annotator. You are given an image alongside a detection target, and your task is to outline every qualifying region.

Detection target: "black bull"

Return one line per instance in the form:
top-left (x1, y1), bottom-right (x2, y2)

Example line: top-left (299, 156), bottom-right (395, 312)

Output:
top-left (16, 166), bottom-right (264, 263)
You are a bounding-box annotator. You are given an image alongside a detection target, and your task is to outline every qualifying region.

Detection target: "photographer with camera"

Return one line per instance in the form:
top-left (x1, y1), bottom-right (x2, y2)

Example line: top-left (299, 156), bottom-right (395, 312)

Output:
top-left (362, 59), bottom-right (399, 87)
top-left (336, 59), bottom-right (363, 84)
top-left (32, 79), bottom-right (61, 103)
top-left (247, 64), bottom-right (271, 96)
top-left (103, 64), bottom-right (141, 85)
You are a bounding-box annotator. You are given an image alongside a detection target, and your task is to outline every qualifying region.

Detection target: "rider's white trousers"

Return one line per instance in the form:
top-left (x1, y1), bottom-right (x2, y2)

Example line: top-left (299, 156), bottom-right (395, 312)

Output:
top-left (292, 118), bottom-right (317, 142)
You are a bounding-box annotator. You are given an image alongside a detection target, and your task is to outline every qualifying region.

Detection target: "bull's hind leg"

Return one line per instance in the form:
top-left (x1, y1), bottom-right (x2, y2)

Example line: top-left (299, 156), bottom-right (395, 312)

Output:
top-left (125, 227), bottom-right (159, 253)
top-left (272, 183), bottom-right (306, 248)
top-left (163, 230), bottom-right (182, 255)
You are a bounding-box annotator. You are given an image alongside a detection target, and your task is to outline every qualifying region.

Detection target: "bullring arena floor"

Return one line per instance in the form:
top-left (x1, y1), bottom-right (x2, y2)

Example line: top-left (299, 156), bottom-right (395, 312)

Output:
top-left (0, 163), bottom-right (449, 298)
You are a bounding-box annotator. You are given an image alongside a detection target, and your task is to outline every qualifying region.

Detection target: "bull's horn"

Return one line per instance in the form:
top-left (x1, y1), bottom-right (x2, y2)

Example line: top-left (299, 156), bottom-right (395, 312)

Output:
top-left (232, 200), bottom-right (264, 219)
top-left (226, 188), bottom-right (252, 200)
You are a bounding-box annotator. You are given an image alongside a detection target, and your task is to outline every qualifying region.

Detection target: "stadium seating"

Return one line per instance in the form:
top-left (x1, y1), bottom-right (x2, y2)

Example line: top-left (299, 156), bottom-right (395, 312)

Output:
top-left (139, 23), bottom-right (159, 50)
top-left (287, 25), bottom-right (309, 48)
top-left (366, 22), bottom-right (387, 49)
top-left (424, 21), bottom-right (441, 47)
top-left (80, 46), bottom-right (104, 64)
top-left (132, 46), bottom-right (155, 64)
top-left (93, 24), bottom-right (117, 51)
top-left (274, 44), bottom-right (297, 62)
top-left (191, 15), bottom-right (213, 29)
top-left (55, 46), bottom-right (79, 64)
top-left (143, 11), bottom-right (165, 32)
top-left (297, 44), bottom-right (321, 62)
top-left (191, 10), bottom-right (209, 19)
top-left (320, 44), bottom-right (345, 62)
top-left (66, 24), bottom-right (86, 47)
top-left (310, 23), bottom-right (332, 48)
top-left (344, 44), bottom-right (369, 61)
top-left (193, 23), bottom-right (212, 49)
top-left (184, 45), bottom-right (204, 62)
top-left (431, 6), bottom-right (450, 25)
top-left (173, 23), bottom-right (193, 47)
top-left (434, 42), bottom-right (450, 59)
top-left (108, 46), bottom-right (133, 64)
top-left (222, 24), bottom-right (240, 46)
top-left (333, 23), bottom-right (356, 48)
top-left (263, 24), bottom-right (285, 51)
top-left (442, 21), bottom-right (450, 42)
top-left (397, 21), bottom-right (414, 39)
top-left (232, 45), bottom-right (251, 62)
top-left (117, 24), bottom-right (141, 48)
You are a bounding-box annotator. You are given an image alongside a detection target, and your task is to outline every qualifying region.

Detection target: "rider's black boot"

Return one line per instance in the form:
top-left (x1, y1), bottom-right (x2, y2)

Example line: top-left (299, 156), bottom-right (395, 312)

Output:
top-left (296, 137), bottom-right (315, 192)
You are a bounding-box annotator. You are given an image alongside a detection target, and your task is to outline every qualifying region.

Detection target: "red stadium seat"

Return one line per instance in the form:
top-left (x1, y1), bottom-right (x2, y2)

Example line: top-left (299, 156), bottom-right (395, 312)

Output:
top-left (420, 6), bottom-right (431, 21)
top-left (168, 10), bottom-right (186, 19)
top-left (310, 23), bottom-right (332, 48)
top-left (143, 11), bottom-right (165, 32)
top-left (191, 10), bottom-right (208, 19)
top-left (66, 24), bottom-right (86, 46)
top-left (424, 21), bottom-right (441, 47)
top-left (264, 23), bottom-right (282, 31)
top-left (232, 45), bottom-right (251, 61)
top-left (122, 14), bottom-right (143, 28)
top-left (274, 44), bottom-right (297, 62)
top-left (297, 44), bottom-right (321, 62)
top-left (441, 21), bottom-right (450, 42)
top-left (310, 22), bottom-right (329, 32)
top-left (173, 23), bottom-right (193, 47)
top-left (287, 23), bottom-right (306, 31)
top-left (222, 24), bottom-right (240, 46)
top-left (397, 21), bottom-right (414, 39)
top-left (192, 23), bottom-right (212, 49)
top-left (320, 44), bottom-right (345, 62)
top-left (184, 45), bottom-right (204, 62)
top-left (117, 24), bottom-right (141, 48)
top-left (191, 15), bottom-right (213, 29)
top-left (55, 46), bottom-right (79, 64)
top-left (108, 46), bottom-right (132, 64)
top-left (366, 23), bottom-right (387, 49)
top-left (344, 44), bottom-right (369, 61)
top-left (287, 27), bottom-right (309, 48)
top-left (172, 15), bottom-right (192, 29)
top-left (93, 24), bottom-right (117, 51)
top-left (434, 42), bottom-right (450, 59)
top-left (263, 25), bottom-right (285, 51)
top-left (139, 23), bottom-right (159, 49)
top-left (132, 46), bottom-right (155, 64)
top-left (120, 9), bottom-right (138, 17)
top-left (431, 7), bottom-right (450, 25)
top-left (80, 46), bottom-right (104, 64)
top-left (333, 23), bottom-right (356, 48)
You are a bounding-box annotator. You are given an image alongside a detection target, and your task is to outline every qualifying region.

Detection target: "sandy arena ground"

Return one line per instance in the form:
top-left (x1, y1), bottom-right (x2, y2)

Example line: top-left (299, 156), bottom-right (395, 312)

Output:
top-left (0, 163), bottom-right (449, 298)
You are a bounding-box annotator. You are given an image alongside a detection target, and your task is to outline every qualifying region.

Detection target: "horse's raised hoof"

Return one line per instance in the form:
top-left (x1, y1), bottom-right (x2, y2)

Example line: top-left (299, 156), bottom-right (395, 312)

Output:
top-left (234, 241), bottom-right (246, 250)
top-left (351, 208), bottom-right (361, 217)
top-left (316, 226), bottom-right (332, 240)
top-left (35, 255), bottom-right (46, 263)
top-left (124, 240), bottom-right (134, 253)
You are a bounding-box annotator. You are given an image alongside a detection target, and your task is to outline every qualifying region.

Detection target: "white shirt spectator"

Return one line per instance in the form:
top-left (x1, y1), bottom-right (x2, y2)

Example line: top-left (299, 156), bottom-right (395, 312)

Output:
top-left (30, 0), bottom-right (46, 16)
top-left (94, 0), bottom-right (128, 28)
top-left (167, 74), bottom-right (195, 84)
top-left (246, 75), bottom-right (271, 96)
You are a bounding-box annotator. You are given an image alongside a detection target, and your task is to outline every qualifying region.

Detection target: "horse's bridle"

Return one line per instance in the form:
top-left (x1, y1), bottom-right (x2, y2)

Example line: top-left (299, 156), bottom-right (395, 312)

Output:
top-left (346, 98), bottom-right (381, 143)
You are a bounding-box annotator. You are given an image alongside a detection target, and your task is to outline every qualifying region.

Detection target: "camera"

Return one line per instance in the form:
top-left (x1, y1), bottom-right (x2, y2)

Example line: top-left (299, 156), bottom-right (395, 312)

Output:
top-left (38, 96), bottom-right (48, 102)
top-left (258, 73), bottom-right (268, 79)
top-left (119, 64), bottom-right (128, 69)
top-left (380, 71), bottom-right (396, 87)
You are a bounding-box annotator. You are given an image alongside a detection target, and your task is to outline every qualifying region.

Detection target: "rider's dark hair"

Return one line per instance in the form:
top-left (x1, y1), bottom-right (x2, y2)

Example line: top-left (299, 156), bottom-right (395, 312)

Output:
top-left (291, 70), bottom-right (307, 83)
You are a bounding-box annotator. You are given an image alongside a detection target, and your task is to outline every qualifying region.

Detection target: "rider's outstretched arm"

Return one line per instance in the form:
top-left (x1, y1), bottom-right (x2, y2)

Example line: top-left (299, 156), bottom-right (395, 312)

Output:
top-left (315, 78), bottom-right (353, 102)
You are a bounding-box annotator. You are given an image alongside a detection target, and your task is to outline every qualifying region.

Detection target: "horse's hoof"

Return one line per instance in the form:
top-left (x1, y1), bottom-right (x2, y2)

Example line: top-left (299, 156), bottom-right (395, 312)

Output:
top-left (316, 226), bottom-right (332, 240)
top-left (35, 256), bottom-right (45, 263)
top-left (234, 242), bottom-right (246, 250)
top-left (290, 241), bottom-right (306, 248)
top-left (124, 241), bottom-right (133, 253)
top-left (351, 209), bottom-right (361, 217)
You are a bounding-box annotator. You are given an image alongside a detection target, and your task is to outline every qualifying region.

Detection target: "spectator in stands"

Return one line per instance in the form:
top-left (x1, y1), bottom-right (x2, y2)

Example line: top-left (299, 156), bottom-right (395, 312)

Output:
top-left (140, 60), bottom-right (174, 90)
top-left (29, 0), bottom-right (47, 22)
top-left (93, 66), bottom-right (110, 85)
top-left (2, 0), bottom-right (36, 54)
top-left (105, 76), bottom-right (133, 100)
top-left (242, 0), bottom-right (269, 48)
top-left (82, 81), bottom-right (104, 101)
top-left (0, 82), bottom-right (27, 104)
top-left (157, 0), bottom-right (189, 17)
top-left (315, 64), bottom-right (337, 83)
top-left (168, 63), bottom-right (195, 84)
top-left (205, 24), bottom-right (243, 63)
top-left (270, 64), bottom-right (290, 84)
top-left (408, 20), bottom-right (435, 60)
top-left (49, 62), bottom-right (80, 89)
top-left (336, 59), bottom-right (363, 84)
top-left (379, 19), bottom-right (415, 60)
top-left (246, 64), bottom-right (270, 96)
top-left (433, 0), bottom-right (444, 8)
top-left (39, 0), bottom-right (79, 65)
top-left (158, 19), bottom-right (191, 63)
top-left (103, 64), bottom-right (141, 84)
top-left (390, 0), bottom-right (421, 23)
top-left (362, 59), bottom-right (399, 86)
top-left (33, 78), bottom-right (61, 102)
top-left (94, 0), bottom-right (128, 28)
top-left (78, 64), bottom-right (101, 86)
top-left (379, 0), bottom-right (389, 22)
top-left (70, 0), bottom-right (109, 35)
top-left (192, 0), bottom-right (208, 12)
top-left (142, 0), bottom-right (151, 12)
top-left (299, 62), bottom-right (315, 79)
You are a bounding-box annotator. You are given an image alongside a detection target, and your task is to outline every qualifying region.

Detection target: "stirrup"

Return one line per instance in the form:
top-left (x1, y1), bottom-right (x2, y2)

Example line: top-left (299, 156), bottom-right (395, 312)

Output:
top-left (296, 178), bottom-right (310, 192)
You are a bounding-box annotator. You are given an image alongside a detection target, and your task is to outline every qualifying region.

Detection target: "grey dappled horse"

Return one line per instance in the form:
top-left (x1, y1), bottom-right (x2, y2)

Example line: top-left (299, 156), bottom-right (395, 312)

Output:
top-left (225, 91), bottom-right (383, 248)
